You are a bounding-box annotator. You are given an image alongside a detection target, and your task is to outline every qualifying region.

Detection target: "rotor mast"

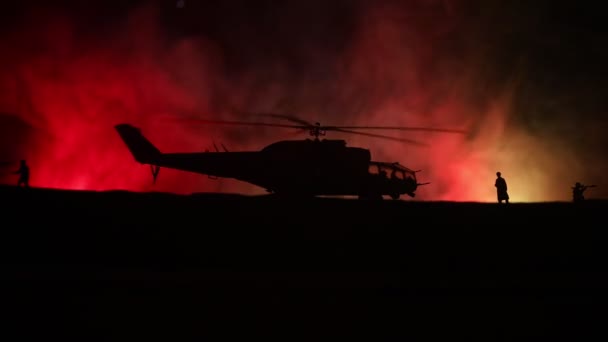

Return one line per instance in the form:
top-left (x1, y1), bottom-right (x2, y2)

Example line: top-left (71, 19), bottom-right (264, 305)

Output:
top-left (310, 122), bottom-right (326, 140)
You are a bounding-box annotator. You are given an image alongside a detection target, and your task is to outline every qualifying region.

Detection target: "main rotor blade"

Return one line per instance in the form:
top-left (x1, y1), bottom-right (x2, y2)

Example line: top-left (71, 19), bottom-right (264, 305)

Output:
top-left (256, 113), bottom-right (314, 127)
top-left (333, 128), bottom-right (429, 146)
top-left (323, 126), bottom-right (468, 134)
top-left (229, 109), bottom-right (314, 127)
top-left (162, 117), bottom-right (306, 130)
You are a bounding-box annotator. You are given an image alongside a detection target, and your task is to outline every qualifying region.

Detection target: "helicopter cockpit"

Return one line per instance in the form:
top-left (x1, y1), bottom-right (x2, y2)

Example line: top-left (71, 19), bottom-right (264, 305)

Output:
top-left (369, 161), bottom-right (417, 183)
top-left (368, 161), bottom-right (419, 198)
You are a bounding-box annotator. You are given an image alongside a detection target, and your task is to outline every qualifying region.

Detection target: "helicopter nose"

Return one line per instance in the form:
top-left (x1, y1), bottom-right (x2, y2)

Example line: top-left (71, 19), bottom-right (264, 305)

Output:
top-left (400, 178), bottom-right (418, 193)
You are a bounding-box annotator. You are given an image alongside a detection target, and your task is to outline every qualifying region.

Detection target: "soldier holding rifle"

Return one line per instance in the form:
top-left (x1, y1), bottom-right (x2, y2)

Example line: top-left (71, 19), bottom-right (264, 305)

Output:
top-left (572, 182), bottom-right (596, 202)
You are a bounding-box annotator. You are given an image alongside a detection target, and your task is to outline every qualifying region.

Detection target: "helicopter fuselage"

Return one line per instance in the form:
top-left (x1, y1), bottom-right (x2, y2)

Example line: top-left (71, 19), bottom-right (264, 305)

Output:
top-left (115, 124), bottom-right (420, 199)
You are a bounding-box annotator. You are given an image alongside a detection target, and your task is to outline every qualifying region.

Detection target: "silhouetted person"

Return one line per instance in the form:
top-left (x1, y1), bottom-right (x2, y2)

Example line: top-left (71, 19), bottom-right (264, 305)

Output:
top-left (494, 171), bottom-right (509, 203)
top-left (14, 160), bottom-right (29, 188)
top-left (572, 182), bottom-right (596, 203)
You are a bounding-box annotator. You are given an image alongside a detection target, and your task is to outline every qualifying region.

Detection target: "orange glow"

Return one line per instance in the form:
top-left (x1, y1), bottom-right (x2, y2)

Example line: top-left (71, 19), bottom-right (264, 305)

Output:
top-left (0, 2), bottom-right (594, 202)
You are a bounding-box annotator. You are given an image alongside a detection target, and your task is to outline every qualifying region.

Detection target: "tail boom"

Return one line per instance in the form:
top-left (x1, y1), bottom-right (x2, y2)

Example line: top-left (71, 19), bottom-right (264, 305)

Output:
top-left (115, 124), bottom-right (252, 180)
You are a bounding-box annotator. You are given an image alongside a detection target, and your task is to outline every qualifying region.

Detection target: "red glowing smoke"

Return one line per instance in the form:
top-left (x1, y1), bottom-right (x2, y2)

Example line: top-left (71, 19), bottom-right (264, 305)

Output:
top-left (0, 1), bottom-right (597, 201)
top-left (0, 5), bottom-right (235, 194)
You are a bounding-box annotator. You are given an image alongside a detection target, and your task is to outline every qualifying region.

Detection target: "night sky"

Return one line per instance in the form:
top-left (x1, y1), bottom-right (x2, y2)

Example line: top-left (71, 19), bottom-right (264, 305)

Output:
top-left (0, 0), bottom-right (606, 201)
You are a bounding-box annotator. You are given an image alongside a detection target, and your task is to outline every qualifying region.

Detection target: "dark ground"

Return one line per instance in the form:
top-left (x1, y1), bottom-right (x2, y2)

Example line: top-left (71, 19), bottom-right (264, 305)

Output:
top-left (1, 185), bottom-right (607, 340)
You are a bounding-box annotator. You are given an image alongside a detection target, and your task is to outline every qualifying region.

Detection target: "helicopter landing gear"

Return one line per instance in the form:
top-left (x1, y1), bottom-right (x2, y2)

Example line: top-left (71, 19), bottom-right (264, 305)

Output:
top-left (150, 165), bottom-right (160, 184)
top-left (389, 193), bottom-right (400, 200)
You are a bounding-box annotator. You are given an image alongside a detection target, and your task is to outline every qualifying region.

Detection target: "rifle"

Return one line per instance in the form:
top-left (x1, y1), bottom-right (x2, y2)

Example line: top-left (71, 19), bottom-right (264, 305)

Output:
top-left (571, 184), bottom-right (597, 191)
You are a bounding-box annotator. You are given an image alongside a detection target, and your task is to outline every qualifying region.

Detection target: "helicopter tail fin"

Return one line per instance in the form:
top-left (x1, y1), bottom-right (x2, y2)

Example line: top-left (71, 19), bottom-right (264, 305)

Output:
top-left (115, 124), bottom-right (162, 165)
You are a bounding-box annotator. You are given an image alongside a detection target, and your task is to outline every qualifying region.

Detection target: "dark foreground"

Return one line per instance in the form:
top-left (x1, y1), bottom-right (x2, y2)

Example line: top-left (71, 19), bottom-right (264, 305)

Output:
top-left (1, 185), bottom-right (607, 340)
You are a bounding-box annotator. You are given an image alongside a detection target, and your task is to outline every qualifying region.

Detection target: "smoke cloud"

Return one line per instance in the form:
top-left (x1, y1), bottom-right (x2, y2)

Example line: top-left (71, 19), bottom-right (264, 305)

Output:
top-left (1, 0), bottom-right (606, 201)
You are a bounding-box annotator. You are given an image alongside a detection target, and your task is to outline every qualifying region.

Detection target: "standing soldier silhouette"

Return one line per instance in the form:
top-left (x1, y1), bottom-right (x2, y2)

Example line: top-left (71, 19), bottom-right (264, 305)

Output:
top-left (14, 159), bottom-right (30, 188)
top-left (494, 171), bottom-right (509, 203)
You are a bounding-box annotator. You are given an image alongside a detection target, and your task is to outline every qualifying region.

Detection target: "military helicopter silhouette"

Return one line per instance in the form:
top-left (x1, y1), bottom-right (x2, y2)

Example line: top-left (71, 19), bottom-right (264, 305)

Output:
top-left (115, 113), bottom-right (466, 200)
